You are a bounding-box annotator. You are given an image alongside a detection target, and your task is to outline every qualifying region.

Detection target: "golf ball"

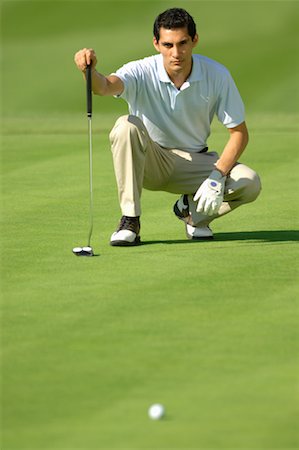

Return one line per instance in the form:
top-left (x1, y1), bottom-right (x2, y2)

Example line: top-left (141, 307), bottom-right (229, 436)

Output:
top-left (148, 403), bottom-right (165, 420)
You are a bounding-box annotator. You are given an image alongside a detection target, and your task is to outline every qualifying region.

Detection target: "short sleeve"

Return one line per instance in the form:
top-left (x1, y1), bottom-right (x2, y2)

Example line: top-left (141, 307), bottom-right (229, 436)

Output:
top-left (111, 61), bottom-right (139, 103)
top-left (216, 71), bottom-right (245, 128)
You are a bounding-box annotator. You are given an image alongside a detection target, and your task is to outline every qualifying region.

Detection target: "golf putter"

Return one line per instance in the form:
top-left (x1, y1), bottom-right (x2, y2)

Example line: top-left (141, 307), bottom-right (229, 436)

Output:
top-left (73, 63), bottom-right (94, 257)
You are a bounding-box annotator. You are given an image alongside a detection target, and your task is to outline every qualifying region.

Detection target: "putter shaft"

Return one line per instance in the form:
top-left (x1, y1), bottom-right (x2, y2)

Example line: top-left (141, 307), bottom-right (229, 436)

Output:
top-left (87, 116), bottom-right (93, 247)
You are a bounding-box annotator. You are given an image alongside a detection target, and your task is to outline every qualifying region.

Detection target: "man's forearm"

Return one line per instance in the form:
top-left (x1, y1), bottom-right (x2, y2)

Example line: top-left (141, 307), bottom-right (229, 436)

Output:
top-left (82, 69), bottom-right (124, 97)
top-left (82, 69), bottom-right (108, 95)
top-left (215, 122), bottom-right (249, 176)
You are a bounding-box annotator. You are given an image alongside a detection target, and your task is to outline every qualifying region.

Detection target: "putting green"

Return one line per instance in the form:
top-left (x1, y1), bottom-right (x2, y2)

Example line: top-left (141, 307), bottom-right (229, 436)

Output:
top-left (1, 1), bottom-right (298, 448)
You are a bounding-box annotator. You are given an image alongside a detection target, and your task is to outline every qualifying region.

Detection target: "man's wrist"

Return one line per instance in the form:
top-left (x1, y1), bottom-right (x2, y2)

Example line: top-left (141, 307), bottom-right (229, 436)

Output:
top-left (212, 167), bottom-right (226, 178)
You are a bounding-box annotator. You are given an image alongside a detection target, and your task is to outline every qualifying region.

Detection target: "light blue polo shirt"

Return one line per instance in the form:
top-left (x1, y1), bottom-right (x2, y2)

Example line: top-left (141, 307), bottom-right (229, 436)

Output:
top-left (112, 53), bottom-right (245, 152)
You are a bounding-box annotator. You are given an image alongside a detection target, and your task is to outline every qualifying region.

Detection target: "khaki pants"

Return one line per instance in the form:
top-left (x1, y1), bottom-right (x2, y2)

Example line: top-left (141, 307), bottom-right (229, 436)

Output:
top-left (109, 115), bottom-right (261, 226)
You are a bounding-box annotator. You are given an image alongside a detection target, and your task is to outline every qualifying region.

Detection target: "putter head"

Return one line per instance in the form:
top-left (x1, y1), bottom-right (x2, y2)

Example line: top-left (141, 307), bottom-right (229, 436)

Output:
top-left (72, 246), bottom-right (94, 257)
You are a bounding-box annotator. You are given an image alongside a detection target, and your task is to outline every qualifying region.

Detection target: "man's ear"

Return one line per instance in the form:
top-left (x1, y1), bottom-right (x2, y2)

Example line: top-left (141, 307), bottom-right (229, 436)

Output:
top-left (192, 33), bottom-right (199, 47)
top-left (153, 37), bottom-right (160, 52)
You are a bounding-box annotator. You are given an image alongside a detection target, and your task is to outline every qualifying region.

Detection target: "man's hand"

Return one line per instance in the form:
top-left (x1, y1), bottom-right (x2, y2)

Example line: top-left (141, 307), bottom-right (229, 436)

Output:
top-left (74, 48), bottom-right (97, 72)
top-left (74, 47), bottom-right (123, 96)
top-left (193, 169), bottom-right (226, 216)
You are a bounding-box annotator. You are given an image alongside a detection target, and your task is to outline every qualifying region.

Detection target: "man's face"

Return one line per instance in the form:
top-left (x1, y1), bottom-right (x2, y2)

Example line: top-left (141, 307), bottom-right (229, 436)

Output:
top-left (153, 27), bottom-right (198, 75)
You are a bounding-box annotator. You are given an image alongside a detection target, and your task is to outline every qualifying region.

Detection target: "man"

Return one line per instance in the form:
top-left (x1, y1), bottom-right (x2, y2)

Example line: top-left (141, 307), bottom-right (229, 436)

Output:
top-left (74, 8), bottom-right (261, 246)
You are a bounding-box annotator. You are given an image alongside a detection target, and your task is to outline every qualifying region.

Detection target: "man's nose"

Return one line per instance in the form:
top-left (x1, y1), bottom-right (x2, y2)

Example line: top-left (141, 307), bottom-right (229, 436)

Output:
top-left (172, 45), bottom-right (180, 58)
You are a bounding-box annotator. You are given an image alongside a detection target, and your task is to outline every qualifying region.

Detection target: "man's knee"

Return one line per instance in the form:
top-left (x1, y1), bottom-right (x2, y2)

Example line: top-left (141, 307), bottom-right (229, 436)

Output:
top-left (246, 171), bottom-right (262, 203)
top-left (228, 164), bottom-right (262, 204)
top-left (109, 115), bottom-right (129, 144)
top-left (109, 115), bottom-right (145, 144)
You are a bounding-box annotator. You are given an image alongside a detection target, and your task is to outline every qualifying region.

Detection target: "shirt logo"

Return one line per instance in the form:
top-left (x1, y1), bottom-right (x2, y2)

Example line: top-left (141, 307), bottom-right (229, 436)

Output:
top-left (200, 94), bottom-right (210, 103)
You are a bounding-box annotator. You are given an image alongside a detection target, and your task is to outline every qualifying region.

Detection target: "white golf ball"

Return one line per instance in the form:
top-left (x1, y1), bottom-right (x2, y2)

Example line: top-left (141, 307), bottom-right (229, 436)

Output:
top-left (148, 403), bottom-right (165, 420)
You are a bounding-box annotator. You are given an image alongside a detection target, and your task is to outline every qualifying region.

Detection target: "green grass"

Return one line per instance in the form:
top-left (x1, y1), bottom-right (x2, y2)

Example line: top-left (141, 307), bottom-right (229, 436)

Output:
top-left (1, 1), bottom-right (299, 449)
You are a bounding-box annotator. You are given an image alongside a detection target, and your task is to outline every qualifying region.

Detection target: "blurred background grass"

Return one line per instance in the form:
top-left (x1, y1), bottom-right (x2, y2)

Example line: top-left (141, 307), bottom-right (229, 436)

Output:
top-left (1, 0), bottom-right (298, 118)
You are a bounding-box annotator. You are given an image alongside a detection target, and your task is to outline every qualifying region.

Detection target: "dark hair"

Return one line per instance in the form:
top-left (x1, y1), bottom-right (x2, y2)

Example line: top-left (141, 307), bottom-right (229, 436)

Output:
top-left (153, 8), bottom-right (197, 41)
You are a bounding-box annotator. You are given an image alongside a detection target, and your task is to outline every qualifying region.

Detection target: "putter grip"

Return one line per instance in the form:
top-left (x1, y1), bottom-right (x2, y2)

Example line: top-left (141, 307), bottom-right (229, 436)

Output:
top-left (86, 64), bottom-right (92, 118)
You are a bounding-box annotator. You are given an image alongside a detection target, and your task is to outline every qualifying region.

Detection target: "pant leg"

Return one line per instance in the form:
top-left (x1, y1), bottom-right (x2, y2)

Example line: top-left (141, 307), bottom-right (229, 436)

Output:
top-left (154, 149), bottom-right (261, 226)
top-left (109, 115), bottom-right (174, 216)
top-left (185, 163), bottom-right (262, 227)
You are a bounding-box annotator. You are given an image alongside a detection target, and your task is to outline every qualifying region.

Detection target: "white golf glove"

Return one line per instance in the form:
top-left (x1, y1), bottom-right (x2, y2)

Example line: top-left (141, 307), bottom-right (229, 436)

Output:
top-left (194, 169), bottom-right (226, 216)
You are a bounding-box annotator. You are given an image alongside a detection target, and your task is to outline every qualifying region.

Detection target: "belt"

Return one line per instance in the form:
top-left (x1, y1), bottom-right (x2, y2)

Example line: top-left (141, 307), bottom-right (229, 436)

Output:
top-left (198, 147), bottom-right (208, 153)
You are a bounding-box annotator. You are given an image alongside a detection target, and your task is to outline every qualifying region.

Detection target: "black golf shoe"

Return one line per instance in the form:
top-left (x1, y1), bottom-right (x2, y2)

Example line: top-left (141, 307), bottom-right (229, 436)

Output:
top-left (110, 216), bottom-right (141, 246)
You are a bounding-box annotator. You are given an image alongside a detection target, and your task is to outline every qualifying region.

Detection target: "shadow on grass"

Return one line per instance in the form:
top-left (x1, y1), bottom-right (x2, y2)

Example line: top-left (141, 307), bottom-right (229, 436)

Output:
top-left (142, 230), bottom-right (299, 245)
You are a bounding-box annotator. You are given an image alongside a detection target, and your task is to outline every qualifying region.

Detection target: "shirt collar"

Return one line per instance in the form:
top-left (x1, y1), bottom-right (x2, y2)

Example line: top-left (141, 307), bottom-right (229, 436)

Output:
top-left (157, 54), bottom-right (203, 83)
